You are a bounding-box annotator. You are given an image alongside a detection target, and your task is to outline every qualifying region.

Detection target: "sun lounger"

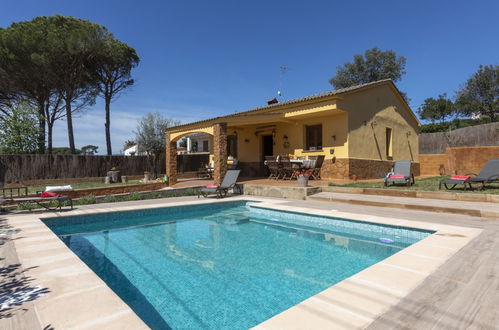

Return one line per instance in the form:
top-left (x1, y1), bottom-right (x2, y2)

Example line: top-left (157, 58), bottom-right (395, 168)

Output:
top-left (440, 158), bottom-right (499, 191)
top-left (384, 160), bottom-right (414, 187)
top-left (0, 193), bottom-right (73, 211)
top-left (198, 170), bottom-right (240, 198)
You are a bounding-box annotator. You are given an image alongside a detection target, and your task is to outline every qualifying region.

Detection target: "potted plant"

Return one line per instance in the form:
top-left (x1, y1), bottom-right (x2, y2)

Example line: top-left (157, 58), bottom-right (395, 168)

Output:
top-left (295, 169), bottom-right (312, 187)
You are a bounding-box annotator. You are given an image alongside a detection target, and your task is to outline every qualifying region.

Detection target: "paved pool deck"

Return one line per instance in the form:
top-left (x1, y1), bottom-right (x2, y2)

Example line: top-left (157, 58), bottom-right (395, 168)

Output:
top-left (0, 195), bottom-right (496, 329)
top-left (310, 191), bottom-right (499, 218)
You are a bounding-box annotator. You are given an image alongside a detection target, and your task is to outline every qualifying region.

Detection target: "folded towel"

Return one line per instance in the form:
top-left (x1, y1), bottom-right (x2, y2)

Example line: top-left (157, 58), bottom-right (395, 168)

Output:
top-left (45, 185), bottom-right (73, 192)
top-left (204, 184), bottom-right (220, 189)
top-left (388, 174), bottom-right (406, 179)
top-left (450, 175), bottom-right (471, 181)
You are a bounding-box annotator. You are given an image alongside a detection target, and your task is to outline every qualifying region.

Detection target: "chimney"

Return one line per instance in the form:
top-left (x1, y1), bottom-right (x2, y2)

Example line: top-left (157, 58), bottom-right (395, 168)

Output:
top-left (267, 98), bottom-right (278, 105)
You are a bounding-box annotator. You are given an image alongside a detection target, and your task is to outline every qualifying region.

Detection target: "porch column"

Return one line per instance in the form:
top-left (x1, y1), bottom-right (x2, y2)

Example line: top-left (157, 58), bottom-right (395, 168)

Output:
top-left (186, 137), bottom-right (192, 153)
top-left (166, 133), bottom-right (177, 186)
top-left (213, 122), bottom-right (228, 185)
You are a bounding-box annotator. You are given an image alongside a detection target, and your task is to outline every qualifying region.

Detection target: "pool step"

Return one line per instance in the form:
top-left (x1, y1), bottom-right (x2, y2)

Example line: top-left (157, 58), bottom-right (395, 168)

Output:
top-left (308, 191), bottom-right (499, 219)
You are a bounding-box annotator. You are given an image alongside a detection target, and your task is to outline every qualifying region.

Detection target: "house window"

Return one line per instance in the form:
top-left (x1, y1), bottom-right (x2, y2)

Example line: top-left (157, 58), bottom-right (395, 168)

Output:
top-left (202, 140), bottom-right (208, 152)
top-left (386, 127), bottom-right (393, 159)
top-left (306, 124), bottom-right (322, 150)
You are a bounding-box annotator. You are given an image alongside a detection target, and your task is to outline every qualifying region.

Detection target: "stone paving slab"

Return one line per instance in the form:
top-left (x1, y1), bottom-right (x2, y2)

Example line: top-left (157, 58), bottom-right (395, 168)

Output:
top-left (309, 191), bottom-right (499, 219)
top-left (0, 195), bottom-right (489, 329)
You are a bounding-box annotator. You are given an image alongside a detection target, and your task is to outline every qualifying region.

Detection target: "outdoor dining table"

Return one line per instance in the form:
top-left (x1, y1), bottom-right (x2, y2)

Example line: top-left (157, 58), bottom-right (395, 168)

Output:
top-left (290, 159), bottom-right (316, 169)
top-left (264, 159), bottom-right (316, 169)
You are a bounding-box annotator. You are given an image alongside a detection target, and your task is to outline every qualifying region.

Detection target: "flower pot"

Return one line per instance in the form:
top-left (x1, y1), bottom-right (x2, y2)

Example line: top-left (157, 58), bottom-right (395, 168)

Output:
top-left (297, 175), bottom-right (309, 187)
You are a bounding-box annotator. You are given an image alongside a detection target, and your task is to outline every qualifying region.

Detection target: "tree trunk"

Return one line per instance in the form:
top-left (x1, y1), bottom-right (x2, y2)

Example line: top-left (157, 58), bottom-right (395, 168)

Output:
top-left (65, 102), bottom-right (76, 153)
top-left (47, 122), bottom-right (53, 154)
top-left (105, 95), bottom-right (112, 155)
top-left (150, 154), bottom-right (158, 179)
top-left (37, 101), bottom-right (46, 154)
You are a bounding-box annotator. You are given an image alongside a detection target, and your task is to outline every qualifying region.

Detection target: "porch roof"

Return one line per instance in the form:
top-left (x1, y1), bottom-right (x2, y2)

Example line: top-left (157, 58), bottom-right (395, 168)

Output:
top-left (167, 79), bottom-right (415, 133)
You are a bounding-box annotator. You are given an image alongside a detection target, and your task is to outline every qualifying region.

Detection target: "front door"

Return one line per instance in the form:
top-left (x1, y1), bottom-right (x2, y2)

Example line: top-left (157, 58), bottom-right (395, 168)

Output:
top-left (262, 135), bottom-right (273, 176)
top-left (262, 134), bottom-right (273, 159)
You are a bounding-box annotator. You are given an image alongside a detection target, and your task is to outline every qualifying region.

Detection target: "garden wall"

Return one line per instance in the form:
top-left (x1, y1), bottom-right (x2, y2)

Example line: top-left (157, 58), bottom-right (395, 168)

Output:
top-left (420, 122), bottom-right (499, 154)
top-left (0, 154), bottom-right (165, 185)
top-left (420, 146), bottom-right (499, 176)
top-left (0, 153), bottom-right (208, 185)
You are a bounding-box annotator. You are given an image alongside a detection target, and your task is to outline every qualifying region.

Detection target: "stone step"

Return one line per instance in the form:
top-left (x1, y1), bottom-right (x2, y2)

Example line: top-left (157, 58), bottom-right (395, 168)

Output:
top-left (321, 186), bottom-right (499, 203)
top-left (308, 192), bottom-right (499, 219)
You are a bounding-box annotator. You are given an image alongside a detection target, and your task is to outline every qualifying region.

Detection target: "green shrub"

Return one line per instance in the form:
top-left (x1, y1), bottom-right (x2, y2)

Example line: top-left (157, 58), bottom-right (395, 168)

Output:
top-left (125, 192), bottom-right (145, 201)
top-left (77, 195), bottom-right (97, 205)
top-left (103, 195), bottom-right (120, 203)
top-left (16, 202), bottom-right (38, 211)
top-left (180, 188), bottom-right (197, 196)
top-left (148, 192), bottom-right (162, 199)
top-left (420, 117), bottom-right (491, 133)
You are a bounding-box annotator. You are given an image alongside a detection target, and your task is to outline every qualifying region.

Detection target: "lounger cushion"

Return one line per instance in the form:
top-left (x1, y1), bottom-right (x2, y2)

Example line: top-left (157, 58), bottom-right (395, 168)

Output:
top-left (450, 175), bottom-right (471, 181)
top-left (204, 184), bottom-right (219, 189)
top-left (41, 192), bottom-right (61, 197)
top-left (388, 174), bottom-right (406, 179)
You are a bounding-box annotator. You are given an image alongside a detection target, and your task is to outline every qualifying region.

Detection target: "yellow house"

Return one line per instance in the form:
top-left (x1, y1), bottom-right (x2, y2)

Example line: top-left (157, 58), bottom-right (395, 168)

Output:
top-left (165, 79), bottom-right (420, 185)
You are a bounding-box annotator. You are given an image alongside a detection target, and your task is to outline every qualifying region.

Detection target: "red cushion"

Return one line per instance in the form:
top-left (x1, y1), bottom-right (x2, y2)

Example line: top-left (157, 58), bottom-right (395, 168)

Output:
top-left (388, 174), bottom-right (405, 179)
top-left (450, 175), bottom-right (471, 181)
top-left (204, 184), bottom-right (219, 189)
top-left (41, 192), bottom-right (61, 197)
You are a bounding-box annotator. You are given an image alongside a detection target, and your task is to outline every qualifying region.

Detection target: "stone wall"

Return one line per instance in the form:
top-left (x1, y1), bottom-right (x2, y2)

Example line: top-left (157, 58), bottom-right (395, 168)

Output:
top-left (320, 158), bottom-right (419, 179)
top-left (243, 184), bottom-right (321, 200)
top-left (419, 146), bottom-right (499, 176)
top-left (213, 123), bottom-right (228, 185)
top-left (166, 134), bottom-right (177, 186)
top-left (348, 158), bottom-right (396, 179)
top-left (448, 146), bottom-right (499, 175)
top-left (420, 154), bottom-right (449, 176)
top-left (320, 158), bottom-right (349, 179)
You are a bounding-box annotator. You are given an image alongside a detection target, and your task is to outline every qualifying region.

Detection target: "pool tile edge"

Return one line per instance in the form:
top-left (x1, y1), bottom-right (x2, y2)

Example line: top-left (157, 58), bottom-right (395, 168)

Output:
top-left (249, 203), bottom-right (481, 330)
top-left (6, 196), bottom-right (481, 330)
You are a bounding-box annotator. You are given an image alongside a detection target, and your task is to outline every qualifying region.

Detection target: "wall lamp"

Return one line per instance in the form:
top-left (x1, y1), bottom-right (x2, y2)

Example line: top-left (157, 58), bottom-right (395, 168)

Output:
top-left (283, 135), bottom-right (290, 148)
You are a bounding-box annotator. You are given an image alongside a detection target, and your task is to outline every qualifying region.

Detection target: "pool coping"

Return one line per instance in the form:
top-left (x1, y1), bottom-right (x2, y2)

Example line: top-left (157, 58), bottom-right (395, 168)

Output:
top-left (6, 196), bottom-right (481, 329)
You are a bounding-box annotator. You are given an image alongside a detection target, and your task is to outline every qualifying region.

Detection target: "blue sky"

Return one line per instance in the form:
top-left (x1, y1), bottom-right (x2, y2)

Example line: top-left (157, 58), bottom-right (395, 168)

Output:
top-left (2, 0), bottom-right (498, 153)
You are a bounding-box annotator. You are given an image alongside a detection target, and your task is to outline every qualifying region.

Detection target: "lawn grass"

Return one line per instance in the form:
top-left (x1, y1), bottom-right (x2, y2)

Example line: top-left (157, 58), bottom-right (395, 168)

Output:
top-left (330, 176), bottom-right (499, 194)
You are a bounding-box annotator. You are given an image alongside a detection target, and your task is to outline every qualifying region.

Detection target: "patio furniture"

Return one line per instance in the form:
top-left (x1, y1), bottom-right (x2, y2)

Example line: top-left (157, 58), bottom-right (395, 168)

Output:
top-left (1, 186), bottom-right (28, 198)
top-left (197, 170), bottom-right (241, 198)
top-left (229, 159), bottom-right (239, 170)
top-left (197, 167), bottom-right (213, 179)
top-left (310, 155), bottom-right (325, 180)
top-left (1, 194), bottom-right (73, 211)
top-left (384, 160), bottom-right (414, 187)
top-left (439, 158), bottom-right (499, 191)
top-left (439, 175), bottom-right (473, 191)
top-left (265, 156), bottom-right (281, 180)
top-left (279, 156), bottom-right (295, 180)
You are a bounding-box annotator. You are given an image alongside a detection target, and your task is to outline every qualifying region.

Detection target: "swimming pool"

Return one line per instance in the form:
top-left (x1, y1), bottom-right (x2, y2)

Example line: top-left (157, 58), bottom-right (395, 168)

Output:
top-left (43, 201), bottom-right (433, 329)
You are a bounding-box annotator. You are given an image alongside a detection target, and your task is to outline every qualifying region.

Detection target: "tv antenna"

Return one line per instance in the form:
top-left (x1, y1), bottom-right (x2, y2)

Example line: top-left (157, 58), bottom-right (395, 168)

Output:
top-left (278, 65), bottom-right (294, 98)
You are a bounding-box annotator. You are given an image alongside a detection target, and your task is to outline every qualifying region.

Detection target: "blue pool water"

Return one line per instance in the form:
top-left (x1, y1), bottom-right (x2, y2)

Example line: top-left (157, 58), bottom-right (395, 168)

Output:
top-left (43, 201), bottom-right (432, 329)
